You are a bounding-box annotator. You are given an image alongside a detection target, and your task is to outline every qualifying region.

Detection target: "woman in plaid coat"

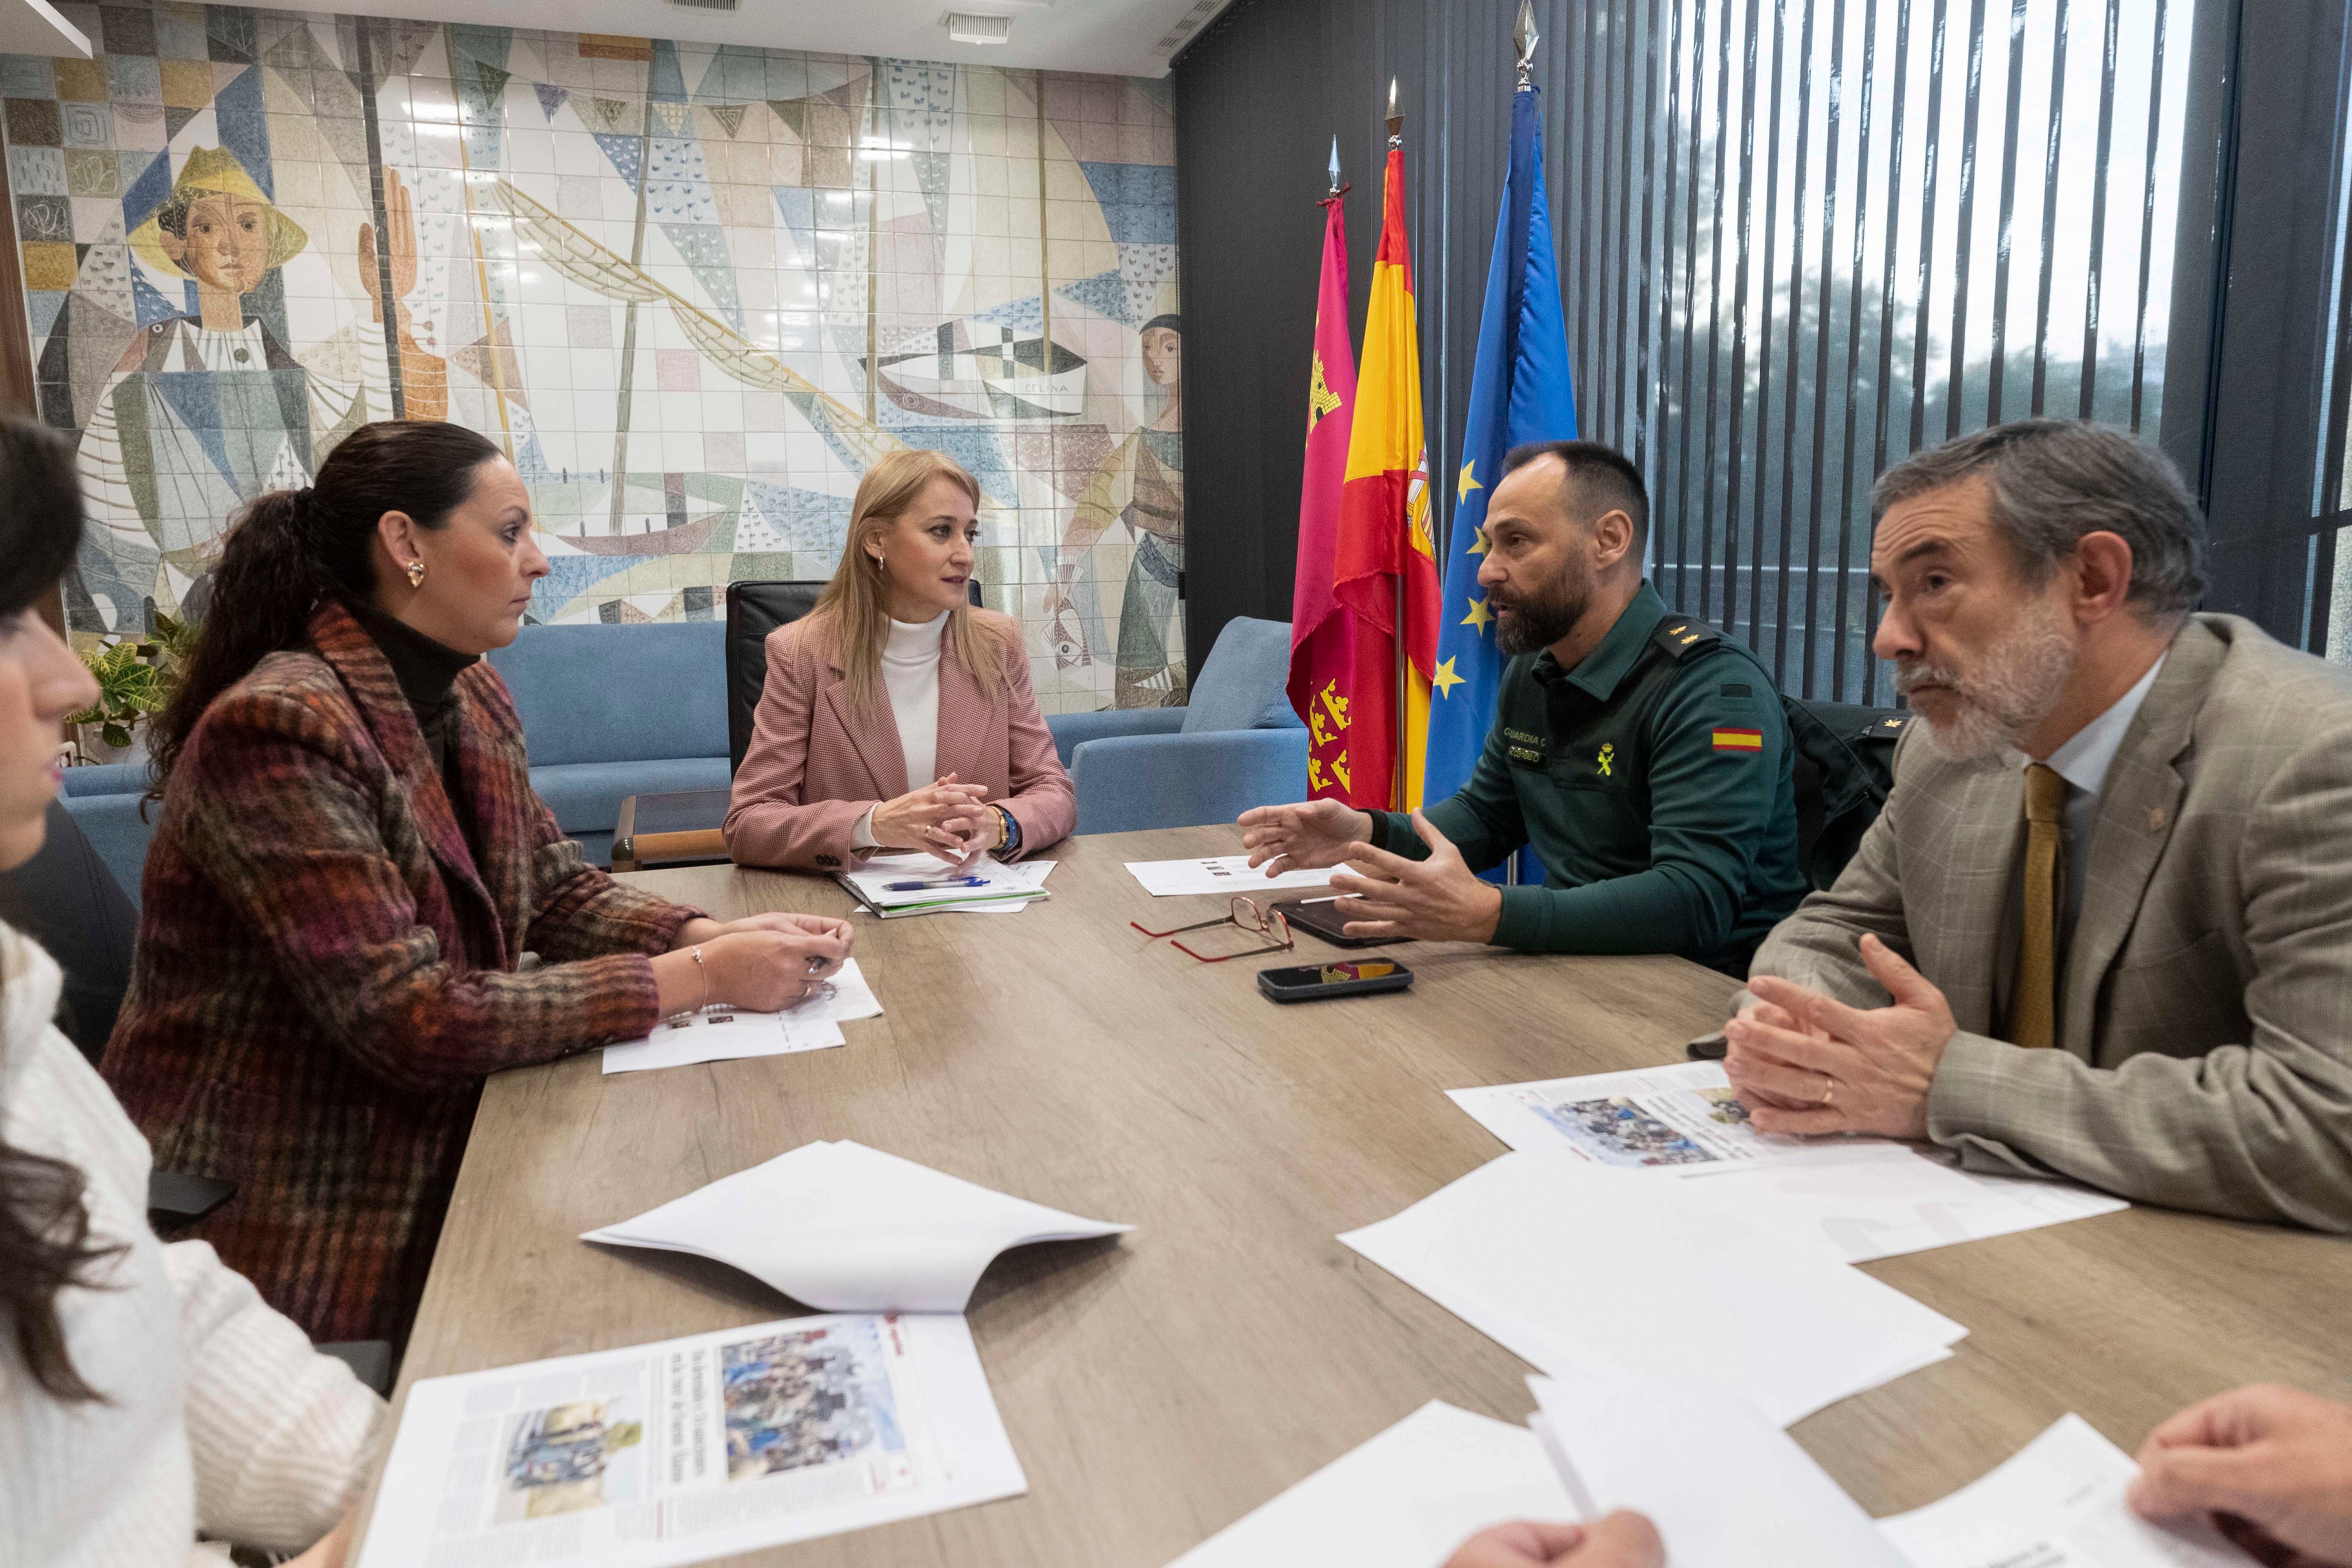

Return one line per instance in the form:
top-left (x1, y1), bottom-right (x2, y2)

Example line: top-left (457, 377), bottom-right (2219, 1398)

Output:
top-left (102, 421), bottom-right (852, 1347)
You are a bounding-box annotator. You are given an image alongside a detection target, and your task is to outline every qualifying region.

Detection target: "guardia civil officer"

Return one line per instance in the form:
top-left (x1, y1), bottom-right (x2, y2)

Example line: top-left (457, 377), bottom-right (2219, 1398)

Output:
top-left (1240, 440), bottom-right (1807, 976)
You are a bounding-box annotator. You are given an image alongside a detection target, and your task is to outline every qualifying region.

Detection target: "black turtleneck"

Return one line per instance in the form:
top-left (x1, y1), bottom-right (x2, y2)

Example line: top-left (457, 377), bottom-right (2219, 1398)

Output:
top-left (344, 597), bottom-right (479, 772)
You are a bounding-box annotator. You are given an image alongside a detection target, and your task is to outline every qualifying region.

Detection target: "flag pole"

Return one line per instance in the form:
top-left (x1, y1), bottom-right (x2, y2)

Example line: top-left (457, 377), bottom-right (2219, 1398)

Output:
top-left (1387, 77), bottom-right (1406, 812)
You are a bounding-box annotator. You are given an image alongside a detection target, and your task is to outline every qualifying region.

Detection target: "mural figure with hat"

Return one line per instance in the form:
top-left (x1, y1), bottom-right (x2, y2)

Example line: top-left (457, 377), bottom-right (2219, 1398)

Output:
top-left (1047, 311), bottom-right (1185, 707)
top-left (71, 148), bottom-right (440, 631)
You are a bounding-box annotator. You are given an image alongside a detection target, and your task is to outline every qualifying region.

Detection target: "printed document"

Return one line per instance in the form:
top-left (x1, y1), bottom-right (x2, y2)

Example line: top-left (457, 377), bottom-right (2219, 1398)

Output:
top-left (1166, 1401), bottom-right (1579, 1568)
top-left (1879, 1415), bottom-right (2253, 1568)
top-left (1447, 1062), bottom-right (2126, 1260)
top-left (581, 1139), bottom-right (1132, 1312)
top-left (1530, 1365), bottom-right (1905, 1567)
top-left (355, 1313), bottom-right (1025, 1568)
top-left (1125, 855), bottom-right (1337, 897)
top-left (602, 960), bottom-right (881, 1075)
top-left (1337, 1151), bottom-right (1964, 1426)
top-left (839, 852), bottom-right (1051, 915)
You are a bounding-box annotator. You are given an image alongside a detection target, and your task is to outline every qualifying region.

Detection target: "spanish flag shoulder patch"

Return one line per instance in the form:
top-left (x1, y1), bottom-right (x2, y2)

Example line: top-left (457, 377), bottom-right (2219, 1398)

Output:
top-left (1712, 727), bottom-right (1764, 752)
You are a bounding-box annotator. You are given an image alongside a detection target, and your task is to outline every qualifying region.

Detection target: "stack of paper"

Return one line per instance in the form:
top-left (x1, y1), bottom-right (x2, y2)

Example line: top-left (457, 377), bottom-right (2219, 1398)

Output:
top-left (1126, 855), bottom-right (1336, 897)
top-left (839, 852), bottom-right (1054, 916)
top-left (1879, 1414), bottom-right (2252, 1567)
top-left (1447, 1061), bottom-right (2127, 1263)
top-left (582, 1140), bottom-right (1133, 1312)
top-left (1338, 1151), bottom-right (1967, 1425)
top-left (601, 958), bottom-right (883, 1075)
top-left (358, 1313), bottom-right (1025, 1568)
top-left (1530, 1365), bottom-right (1905, 1566)
top-left (1166, 1402), bottom-right (1579, 1568)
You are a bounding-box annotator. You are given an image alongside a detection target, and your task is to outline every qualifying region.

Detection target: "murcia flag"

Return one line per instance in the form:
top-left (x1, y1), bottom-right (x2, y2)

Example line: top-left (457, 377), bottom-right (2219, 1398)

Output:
top-left (1333, 142), bottom-right (1442, 810)
top-left (1287, 174), bottom-right (1360, 803)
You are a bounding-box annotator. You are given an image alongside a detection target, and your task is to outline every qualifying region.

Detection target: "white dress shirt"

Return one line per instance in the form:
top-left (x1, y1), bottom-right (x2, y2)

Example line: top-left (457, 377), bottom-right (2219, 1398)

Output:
top-left (851, 611), bottom-right (950, 849)
top-left (2022, 652), bottom-right (2166, 946)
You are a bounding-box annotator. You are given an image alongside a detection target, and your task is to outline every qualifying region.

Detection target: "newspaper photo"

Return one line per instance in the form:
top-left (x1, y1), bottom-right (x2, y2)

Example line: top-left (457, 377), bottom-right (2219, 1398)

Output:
top-left (1448, 1061), bottom-right (1904, 1169)
top-left (357, 1313), bottom-right (1024, 1568)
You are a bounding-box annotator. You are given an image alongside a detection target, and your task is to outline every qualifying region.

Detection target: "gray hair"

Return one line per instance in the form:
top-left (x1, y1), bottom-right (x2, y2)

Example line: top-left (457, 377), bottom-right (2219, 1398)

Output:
top-left (1871, 419), bottom-right (2207, 617)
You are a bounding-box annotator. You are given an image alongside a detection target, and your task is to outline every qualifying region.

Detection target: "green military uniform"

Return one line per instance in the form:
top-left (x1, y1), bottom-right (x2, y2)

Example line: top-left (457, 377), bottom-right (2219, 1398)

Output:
top-left (1369, 581), bottom-right (1806, 972)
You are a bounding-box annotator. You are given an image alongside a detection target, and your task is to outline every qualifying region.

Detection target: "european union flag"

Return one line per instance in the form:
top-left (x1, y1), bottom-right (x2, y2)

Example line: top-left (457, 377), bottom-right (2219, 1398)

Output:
top-left (1422, 81), bottom-right (1577, 808)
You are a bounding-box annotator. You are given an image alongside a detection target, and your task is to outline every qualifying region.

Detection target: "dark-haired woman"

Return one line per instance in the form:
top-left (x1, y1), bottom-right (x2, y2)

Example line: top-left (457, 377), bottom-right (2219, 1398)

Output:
top-left (101, 420), bottom-right (853, 1347)
top-left (0, 417), bottom-right (381, 1566)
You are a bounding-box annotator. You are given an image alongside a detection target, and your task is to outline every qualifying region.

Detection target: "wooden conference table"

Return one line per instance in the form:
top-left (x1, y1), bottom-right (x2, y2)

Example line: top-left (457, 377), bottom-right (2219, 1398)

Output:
top-left (382, 824), bottom-right (2352, 1565)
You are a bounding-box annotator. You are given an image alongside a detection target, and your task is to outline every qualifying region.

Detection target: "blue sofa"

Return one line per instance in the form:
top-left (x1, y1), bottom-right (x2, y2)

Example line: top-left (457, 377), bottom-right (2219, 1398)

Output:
top-left (57, 613), bottom-right (1310, 900)
top-left (1050, 616), bottom-right (1309, 835)
top-left (485, 621), bottom-right (731, 868)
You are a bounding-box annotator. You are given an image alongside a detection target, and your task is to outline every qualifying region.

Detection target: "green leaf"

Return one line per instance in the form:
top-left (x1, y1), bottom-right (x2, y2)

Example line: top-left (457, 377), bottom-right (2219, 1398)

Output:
top-left (102, 723), bottom-right (132, 749)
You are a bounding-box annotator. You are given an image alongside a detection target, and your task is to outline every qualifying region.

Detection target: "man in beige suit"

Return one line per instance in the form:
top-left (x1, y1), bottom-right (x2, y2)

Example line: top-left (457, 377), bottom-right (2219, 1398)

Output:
top-left (1723, 420), bottom-right (2352, 1231)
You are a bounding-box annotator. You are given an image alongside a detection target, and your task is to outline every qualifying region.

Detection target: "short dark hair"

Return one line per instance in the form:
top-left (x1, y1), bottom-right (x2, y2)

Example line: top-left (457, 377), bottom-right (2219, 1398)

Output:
top-left (0, 417), bottom-right (84, 621)
top-left (1503, 438), bottom-right (1649, 553)
top-left (1872, 419), bottom-right (2206, 617)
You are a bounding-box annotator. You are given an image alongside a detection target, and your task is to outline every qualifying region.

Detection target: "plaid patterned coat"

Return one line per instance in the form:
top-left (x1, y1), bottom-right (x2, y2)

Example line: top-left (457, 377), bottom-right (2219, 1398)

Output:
top-left (102, 600), bottom-right (700, 1344)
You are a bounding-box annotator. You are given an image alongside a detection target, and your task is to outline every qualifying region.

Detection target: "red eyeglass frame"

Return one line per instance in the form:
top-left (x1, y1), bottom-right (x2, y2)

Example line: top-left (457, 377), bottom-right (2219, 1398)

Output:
top-left (1131, 895), bottom-right (1297, 963)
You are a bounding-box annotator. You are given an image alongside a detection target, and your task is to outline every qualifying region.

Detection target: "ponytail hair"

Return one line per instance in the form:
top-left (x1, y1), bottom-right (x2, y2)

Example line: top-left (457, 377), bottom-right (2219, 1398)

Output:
top-left (149, 420), bottom-right (503, 789)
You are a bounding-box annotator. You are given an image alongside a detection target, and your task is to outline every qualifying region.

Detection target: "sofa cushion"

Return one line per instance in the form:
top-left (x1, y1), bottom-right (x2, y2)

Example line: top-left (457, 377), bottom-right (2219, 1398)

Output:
top-left (488, 621), bottom-right (728, 767)
top-left (1181, 616), bottom-right (1298, 734)
top-left (59, 760), bottom-right (151, 798)
top-left (530, 756), bottom-right (733, 837)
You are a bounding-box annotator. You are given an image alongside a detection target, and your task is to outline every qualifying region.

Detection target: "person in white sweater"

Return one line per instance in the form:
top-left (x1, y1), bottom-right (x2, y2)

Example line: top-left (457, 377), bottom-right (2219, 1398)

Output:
top-left (0, 415), bottom-right (384, 1566)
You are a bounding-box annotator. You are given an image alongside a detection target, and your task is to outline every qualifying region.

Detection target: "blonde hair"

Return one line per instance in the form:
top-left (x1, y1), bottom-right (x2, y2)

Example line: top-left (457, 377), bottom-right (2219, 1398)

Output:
top-left (813, 448), bottom-right (1009, 709)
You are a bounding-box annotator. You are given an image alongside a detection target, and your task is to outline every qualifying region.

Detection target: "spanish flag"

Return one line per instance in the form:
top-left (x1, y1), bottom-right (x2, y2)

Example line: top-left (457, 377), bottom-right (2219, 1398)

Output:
top-left (1333, 144), bottom-right (1442, 811)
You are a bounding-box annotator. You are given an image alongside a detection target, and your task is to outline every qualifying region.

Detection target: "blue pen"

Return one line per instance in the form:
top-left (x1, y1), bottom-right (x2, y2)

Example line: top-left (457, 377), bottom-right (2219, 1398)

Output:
top-left (884, 876), bottom-right (989, 891)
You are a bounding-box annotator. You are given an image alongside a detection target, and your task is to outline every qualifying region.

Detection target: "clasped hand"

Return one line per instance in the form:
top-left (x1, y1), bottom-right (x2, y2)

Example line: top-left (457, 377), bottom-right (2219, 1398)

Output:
top-left (1237, 800), bottom-right (1501, 944)
top-left (871, 772), bottom-right (995, 870)
top-left (668, 913), bottom-right (853, 1012)
top-left (1721, 934), bottom-right (1954, 1141)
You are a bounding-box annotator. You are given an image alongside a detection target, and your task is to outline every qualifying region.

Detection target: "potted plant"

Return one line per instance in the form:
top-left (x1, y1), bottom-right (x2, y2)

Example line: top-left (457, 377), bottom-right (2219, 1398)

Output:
top-left (65, 612), bottom-right (194, 764)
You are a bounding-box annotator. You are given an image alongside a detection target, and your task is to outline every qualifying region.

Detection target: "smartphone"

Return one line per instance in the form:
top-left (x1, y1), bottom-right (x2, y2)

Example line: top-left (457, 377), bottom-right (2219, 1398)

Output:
top-left (1270, 895), bottom-right (1393, 949)
top-left (1256, 958), bottom-right (1414, 1003)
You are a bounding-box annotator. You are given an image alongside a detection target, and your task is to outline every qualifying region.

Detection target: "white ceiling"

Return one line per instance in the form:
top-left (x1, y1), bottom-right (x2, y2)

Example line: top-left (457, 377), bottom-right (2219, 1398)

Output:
top-left (0, 0), bottom-right (1233, 79)
top-left (0, 0), bottom-right (90, 57)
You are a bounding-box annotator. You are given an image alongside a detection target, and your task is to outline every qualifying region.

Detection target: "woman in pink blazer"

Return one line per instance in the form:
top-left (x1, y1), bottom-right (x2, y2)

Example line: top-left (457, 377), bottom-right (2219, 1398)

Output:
top-left (726, 449), bottom-right (1075, 872)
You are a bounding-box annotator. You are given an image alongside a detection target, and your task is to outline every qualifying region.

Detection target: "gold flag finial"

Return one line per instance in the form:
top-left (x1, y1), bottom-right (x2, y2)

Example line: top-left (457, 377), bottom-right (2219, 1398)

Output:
top-left (1386, 76), bottom-right (1403, 146)
top-left (1514, 1), bottom-right (1539, 88)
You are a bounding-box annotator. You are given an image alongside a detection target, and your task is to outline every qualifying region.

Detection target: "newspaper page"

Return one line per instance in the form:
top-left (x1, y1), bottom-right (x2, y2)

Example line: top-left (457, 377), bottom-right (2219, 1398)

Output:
top-left (1448, 1061), bottom-right (1907, 1169)
top-left (357, 1313), bottom-right (1025, 1568)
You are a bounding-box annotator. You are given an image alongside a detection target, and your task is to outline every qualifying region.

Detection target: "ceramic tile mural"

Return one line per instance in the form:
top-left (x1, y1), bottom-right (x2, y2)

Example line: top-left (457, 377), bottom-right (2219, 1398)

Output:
top-left (3, 3), bottom-right (1184, 710)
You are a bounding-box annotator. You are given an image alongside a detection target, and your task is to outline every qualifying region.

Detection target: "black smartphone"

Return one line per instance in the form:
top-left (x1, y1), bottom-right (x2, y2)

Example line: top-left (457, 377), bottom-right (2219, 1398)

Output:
top-left (1256, 958), bottom-right (1414, 1003)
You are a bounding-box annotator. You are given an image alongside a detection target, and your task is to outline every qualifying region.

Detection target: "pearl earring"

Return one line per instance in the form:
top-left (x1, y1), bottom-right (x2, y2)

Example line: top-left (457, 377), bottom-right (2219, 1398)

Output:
top-left (406, 559), bottom-right (427, 589)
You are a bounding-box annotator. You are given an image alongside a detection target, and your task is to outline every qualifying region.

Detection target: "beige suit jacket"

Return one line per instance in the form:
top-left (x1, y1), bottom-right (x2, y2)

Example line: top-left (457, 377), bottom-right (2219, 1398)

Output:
top-left (1748, 613), bottom-right (2352, 1231)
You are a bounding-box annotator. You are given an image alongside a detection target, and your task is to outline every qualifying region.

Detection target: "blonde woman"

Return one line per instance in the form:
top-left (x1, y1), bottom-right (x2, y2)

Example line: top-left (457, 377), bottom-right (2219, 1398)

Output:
top-left (725, 450), bottom-right (1074, 872)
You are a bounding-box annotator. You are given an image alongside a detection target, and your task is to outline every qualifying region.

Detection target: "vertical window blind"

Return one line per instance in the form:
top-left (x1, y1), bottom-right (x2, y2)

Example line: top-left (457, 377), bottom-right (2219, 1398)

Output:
top-left (1552, 0), bottom-right (2195, 701)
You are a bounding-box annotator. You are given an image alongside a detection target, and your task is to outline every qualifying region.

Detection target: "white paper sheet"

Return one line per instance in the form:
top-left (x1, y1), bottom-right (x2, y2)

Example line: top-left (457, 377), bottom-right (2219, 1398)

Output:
top-left (1447, 1062), bottom-right (2127, 1262)
top-left (355, 1313), bottom-right (1024, 1568)
top-left (581, 1139), bottom-right (1134, 1312)
top-left (842, 852), bottom-right (1052, 915)
top-left (1447, 1060), bottom-right (1912, 1169)
top-left (1166, 1401), bottom-right (1581, 1568)
top-left (601, 959), bottom-right (887, 1075)
top-left (1337, 1152), bottom-right (1964, 1426)
top-left (1529, 1366), bottom-right (1907, 1567)
top-left (1879, 1415), bottom-right (2253, 1568)
top-left (1125, 855), bottom-right (1337, 897)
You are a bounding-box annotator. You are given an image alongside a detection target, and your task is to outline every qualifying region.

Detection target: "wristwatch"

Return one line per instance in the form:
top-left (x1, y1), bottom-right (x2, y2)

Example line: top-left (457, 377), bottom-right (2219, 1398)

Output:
top-left (990, 803), bottom-right (1017, 853)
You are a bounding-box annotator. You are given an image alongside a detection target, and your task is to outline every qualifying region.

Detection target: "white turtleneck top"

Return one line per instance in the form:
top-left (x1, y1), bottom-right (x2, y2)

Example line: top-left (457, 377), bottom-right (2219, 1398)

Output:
top-left (852, 610), bottom-right (950, 847)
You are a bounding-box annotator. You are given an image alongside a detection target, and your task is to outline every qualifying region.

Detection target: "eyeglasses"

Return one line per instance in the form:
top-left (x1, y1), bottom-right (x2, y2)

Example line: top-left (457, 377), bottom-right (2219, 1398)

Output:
top-left (1131, 895), bottom-right (1296, 963)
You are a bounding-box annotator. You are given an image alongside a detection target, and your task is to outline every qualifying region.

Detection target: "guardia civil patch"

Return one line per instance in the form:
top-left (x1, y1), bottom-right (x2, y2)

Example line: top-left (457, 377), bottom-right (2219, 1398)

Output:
top-left (1712, 727), bottom-right (1764, 752)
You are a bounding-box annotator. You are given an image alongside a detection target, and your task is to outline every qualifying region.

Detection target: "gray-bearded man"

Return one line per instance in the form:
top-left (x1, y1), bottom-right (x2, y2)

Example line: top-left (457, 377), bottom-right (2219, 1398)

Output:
top-left (1722, 419), bottom-right (2352, 1231)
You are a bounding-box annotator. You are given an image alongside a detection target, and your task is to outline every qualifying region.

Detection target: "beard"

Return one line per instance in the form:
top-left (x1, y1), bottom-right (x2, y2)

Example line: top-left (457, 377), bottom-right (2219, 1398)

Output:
top-left (1896, 596), bottom-right (2077, 761)
top-left (1495, 567), bottom-right (1592, 656)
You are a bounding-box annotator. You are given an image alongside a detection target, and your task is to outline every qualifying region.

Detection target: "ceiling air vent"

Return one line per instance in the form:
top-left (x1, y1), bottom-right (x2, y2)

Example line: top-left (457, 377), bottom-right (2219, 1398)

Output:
top-left (665, 0), bottom-right (740, 10)
top-left (1155, 0), bottom-right (1222, 55)
top-left (944, 11), bottom-right (1014, 44)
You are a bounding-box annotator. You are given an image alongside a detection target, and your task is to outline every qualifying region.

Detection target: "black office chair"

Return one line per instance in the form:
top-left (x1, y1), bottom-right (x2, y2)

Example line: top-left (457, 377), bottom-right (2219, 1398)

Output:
top-left (1786, 699), bottom-right (1911, 890)
top-left (0, 801), bottom-right (396, 1396)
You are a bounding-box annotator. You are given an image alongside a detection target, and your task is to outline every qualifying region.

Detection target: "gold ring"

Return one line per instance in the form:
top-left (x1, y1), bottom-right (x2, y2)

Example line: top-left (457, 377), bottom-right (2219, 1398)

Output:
top-left (1819, 1075), bottom-right (1836, 1107)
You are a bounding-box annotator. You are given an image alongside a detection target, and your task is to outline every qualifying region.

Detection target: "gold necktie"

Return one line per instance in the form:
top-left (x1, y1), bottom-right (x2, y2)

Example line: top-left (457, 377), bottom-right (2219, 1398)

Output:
top-left (2012, 762), bottom-right (2068, 1051)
